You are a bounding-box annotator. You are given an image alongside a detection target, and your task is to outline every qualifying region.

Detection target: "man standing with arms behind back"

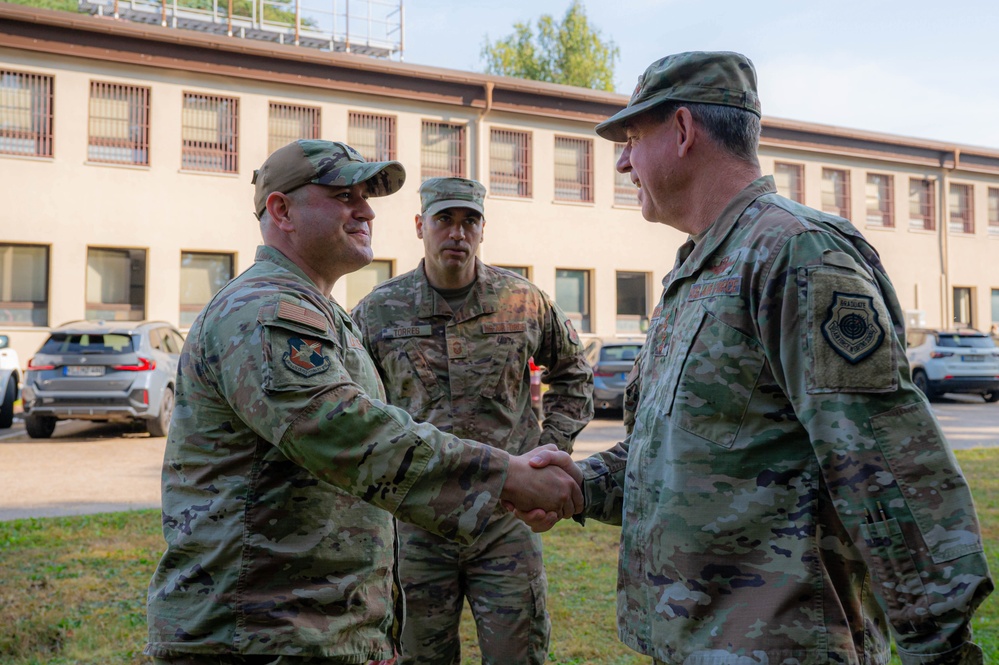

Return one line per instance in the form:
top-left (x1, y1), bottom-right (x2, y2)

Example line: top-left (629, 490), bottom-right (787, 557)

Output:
top-left (353, 177), bottom-right (594, 664)
top-left (523, 52), bottom-right (993, 664)
top-left (145, 141), bottom-right (583, 665)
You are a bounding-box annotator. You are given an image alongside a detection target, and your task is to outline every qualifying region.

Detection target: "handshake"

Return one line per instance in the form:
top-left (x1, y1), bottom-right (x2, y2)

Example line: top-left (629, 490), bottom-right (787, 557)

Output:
top-left (499, 444), bottom-right (583, 532)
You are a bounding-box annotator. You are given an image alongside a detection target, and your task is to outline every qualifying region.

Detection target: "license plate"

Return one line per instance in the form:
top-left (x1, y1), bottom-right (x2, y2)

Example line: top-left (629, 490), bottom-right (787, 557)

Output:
top-left (962, 355), bottom-right (985, 362)
top-left (66, 365), bottom-right (105, 376)
top-left (618, 372), bottom-right (628, 380)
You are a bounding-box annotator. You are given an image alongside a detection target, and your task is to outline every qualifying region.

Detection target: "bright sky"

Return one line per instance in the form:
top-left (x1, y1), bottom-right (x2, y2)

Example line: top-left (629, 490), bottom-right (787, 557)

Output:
top-left (402, 0), bottom-right (999, 150)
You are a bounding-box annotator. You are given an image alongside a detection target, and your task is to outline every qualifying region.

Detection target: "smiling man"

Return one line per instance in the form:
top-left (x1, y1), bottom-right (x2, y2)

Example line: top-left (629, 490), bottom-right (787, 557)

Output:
top-left (145, 143), bottom-right (584, 665)
top-left (520, 52), bottom-right (994, 664)
top-left (352, 177), bottom-right (593, 664)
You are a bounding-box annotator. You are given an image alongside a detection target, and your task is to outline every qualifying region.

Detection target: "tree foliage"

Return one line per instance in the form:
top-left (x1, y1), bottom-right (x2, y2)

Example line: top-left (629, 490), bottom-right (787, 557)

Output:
top-left (481, 1), bottom-right (619, 92)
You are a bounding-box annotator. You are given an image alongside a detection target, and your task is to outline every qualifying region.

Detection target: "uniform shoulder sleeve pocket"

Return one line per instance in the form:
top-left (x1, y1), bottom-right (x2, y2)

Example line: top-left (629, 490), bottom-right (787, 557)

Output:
top-left (803, 263), bottom-right (897, 394)
top-left (258, 298), bottom-right (345, 393)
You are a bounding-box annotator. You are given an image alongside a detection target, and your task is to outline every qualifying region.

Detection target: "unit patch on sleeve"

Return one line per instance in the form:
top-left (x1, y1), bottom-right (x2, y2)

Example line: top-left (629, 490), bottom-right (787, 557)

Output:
top-left (284, 337), bottom-right (331, 376)
top-left (564, 319), bottom-right (580, 345)
top-left (821, 291), bottom-right (885, 364)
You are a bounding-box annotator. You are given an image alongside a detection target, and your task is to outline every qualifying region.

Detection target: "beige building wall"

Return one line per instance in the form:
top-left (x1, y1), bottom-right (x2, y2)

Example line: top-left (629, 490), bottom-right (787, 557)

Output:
top-left (2, 4), bottom-right (999, 367)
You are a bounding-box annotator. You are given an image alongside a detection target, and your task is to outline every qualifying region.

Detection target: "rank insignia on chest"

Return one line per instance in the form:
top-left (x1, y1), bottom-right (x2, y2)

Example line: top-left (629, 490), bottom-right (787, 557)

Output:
top-left (284, 337), bottom-right (331, 376)
top-left (821, 292), bottom-right (885, 364)
top-left (448, 338), bottom-right (467, 359)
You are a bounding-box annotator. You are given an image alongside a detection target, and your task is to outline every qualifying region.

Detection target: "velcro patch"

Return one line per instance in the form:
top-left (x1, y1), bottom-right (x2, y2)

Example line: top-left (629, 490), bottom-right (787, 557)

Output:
top-left (564, 319), bottom-right (580, 345)
top-left (383, 325), bottom-right (433, 339)
top-left (688, 276), bottom-right (742, 301)
top-left (283, 337), bottom-right (331, 376)
top-left (447, 338), bottom-right (467, 359)
top-left (821, 292), bottom-right (885, 364)
top-left (278, 300), bottom-right (327, 332)
top-left (482, 321), bottom-right (527, 334)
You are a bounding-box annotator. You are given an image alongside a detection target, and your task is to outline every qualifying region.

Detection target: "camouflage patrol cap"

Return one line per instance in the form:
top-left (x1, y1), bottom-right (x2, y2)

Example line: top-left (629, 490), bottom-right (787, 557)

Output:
top-left (252, 139), bottom-right (406, 219)
top-left (595, 51), bottom-right (761, 142)
top-left (419, 177), bottom-right (486, 217)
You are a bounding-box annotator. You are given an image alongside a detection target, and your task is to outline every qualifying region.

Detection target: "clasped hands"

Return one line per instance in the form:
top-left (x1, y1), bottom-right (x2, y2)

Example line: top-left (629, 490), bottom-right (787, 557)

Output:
top-left (500, 444), bottom-right (583, 532)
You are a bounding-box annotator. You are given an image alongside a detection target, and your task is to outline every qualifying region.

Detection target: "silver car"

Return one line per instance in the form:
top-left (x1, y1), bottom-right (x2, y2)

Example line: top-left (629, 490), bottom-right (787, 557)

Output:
top-left (584, 337), bottom-right (644, 413)
top-left (906, 328), bottom-right (999, 402)
top-left (21, 320), bottom-right (184, 438)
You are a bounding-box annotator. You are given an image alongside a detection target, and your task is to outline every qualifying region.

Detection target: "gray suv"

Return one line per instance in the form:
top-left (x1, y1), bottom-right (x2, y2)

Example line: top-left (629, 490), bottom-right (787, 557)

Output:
top-left (22, 320), bottom-right (184, 438)
top-left (906, 328), bottom-right (999, 402)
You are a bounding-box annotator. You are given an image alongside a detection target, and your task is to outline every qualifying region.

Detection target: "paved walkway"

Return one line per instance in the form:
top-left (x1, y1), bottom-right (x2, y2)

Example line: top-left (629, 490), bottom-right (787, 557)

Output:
top-left (1, 395), bottom-right (997, 521)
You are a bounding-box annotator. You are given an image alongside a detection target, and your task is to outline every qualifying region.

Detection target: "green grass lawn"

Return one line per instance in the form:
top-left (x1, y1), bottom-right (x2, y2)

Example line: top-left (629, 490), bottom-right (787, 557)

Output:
top-left (2, 448), bottom-right (997, 664)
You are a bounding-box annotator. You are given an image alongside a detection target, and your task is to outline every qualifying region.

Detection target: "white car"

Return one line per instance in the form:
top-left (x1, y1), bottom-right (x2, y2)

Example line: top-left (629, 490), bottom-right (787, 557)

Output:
top-left (906, 328), bottom-right (999, 402)
top-left (0, 334), bottom-right (20, 428)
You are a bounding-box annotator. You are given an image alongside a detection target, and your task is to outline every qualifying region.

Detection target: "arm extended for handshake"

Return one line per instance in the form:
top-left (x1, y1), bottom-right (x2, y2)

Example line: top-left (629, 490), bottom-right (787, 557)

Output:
top-left (501, 445), bottom-right (584, 525)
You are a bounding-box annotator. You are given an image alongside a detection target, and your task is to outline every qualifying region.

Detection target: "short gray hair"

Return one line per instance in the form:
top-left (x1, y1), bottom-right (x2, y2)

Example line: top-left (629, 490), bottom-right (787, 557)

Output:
top-left (660, 102), bottom-right (760, 164)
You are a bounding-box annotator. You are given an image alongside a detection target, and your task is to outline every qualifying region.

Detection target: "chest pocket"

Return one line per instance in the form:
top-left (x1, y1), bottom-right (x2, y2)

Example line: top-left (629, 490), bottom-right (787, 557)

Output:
top-left (479, 321), bottom-right (529, 408)
top-left (663, 303), bottom-right (765, 448)
top-left (403, 340), bottom-right (446, 403)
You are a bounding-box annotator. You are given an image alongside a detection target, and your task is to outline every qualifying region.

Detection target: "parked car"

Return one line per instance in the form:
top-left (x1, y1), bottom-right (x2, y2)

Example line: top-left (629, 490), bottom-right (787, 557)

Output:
top-left (584, 337), bottom-right (644, 413)
top-left (21, 320), bottom-right (184, 438)
top-left (0, 334), bottom-right (20, 429)
top-left (906, 328), bottom-right (999, 402)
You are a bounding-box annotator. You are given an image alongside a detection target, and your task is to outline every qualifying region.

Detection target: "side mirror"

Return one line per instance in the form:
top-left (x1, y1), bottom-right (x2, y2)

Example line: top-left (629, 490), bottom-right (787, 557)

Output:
top-left (0, 335), bottom-right (8, 350)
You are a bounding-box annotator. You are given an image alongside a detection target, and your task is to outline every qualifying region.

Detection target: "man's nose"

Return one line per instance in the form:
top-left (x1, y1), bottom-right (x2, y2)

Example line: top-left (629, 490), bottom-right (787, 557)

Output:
top-left (616, 145), bottom-right (632, 174)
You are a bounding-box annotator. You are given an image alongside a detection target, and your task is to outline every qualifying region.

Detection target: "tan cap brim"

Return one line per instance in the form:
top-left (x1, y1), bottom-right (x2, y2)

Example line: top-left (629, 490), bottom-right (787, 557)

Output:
top-left (423, 199), bottom-right (485, 217)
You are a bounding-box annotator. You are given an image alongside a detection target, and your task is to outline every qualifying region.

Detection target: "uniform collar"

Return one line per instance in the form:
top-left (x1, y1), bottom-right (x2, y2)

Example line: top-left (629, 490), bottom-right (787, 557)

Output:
top-left (664, 176), bottom-right (776, 288)
top-left (415, 258), bottom-right (498, 321)
top-left (255, 245), bottom-right (322, 290)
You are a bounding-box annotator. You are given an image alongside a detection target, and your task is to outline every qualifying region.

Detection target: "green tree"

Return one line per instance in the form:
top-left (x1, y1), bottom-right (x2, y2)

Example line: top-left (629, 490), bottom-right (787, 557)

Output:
top-left (481, 0), bottom-right (619, 92)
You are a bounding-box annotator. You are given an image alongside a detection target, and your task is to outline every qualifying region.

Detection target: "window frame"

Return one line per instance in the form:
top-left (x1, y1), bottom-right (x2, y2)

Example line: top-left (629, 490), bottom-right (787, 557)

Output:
top-left (988, 187), bottom-right (999, 236)
top-left (88, 80), bottom-right (151, 166)
top-left (821, 167), bottom-right (851, 219)
top-left (616, 271), bottom-right (650, 334)
top-left (420, 120), bottom-right (466, 182)
top-left (489, 127), bottom-right (532, 198)
top-left (85, 246), bottom-right (148, 322)
top-left (0, 243), bottom-right (49, 327)
top-left (555, 268), bottom-right (592, 333)
top-left (267, 101), bottom-right (321, 155)
top-left (774, 162), bottom-right (804, 204)
top-left (908, 178), bottom-right (936, 231)
top-left (0, 69), bottom-right (54, 158)
top-left (554, 136), bottom-right (594, 203)
top-left (179, 251), bottom-right (235, 327)
top-left (348, 111), bottom-right (397, 162)
top-left (949, 183), bottom-right (974, 234)
top-left (865, 172), bottom-right (894, 228)
top-left (181, 91), bottom-right (239, 174)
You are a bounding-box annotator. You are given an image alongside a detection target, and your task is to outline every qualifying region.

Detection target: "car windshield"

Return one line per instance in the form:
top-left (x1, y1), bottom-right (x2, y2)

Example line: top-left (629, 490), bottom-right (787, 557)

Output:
top-left (601, 345), bottom-right (642, 362)
top-left (936, 334), bottom-right (995, 349)
top-left (39, 333), bottom-right (135, 354)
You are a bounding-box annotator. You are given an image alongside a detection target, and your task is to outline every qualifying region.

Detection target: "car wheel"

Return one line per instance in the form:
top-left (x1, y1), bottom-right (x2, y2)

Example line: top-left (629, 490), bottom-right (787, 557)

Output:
top-left (912, 370), bottom-right (937, 400)
top-left (146, 386), bottom-right (174, 438)
top-left (984, 391), bottom-right (999, 403)
top-left (0, 379), bottom-right (14, 429)
top-left (25, 413), bottom-right (56, 439)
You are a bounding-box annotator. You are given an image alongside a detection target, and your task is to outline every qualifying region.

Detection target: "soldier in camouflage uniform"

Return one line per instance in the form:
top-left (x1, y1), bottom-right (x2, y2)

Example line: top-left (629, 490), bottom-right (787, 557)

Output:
top-left (351, 177), bottom-right (594, 664)
top-left (522, 53), bottom-right (994, 664)
top-left (144, 140), bottom-right (584, 665)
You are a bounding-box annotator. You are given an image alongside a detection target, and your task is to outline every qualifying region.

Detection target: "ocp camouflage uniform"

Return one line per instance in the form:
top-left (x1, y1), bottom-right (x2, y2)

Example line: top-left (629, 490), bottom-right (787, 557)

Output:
top-left (145, 245), bottom-right (510, 664)
top-left (579, 177), bottom-right (993, 665)
top-left (352, 259), bottom-right (594, 664)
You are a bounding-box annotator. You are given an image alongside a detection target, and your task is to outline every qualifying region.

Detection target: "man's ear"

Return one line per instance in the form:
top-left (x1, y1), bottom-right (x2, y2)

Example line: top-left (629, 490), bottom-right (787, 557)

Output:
top-left (266, 192), bottom-right (295, 231)
top-left (415, 213), bottom-right (425, 239)
top-left (675, 106), bottom-right (696, 158)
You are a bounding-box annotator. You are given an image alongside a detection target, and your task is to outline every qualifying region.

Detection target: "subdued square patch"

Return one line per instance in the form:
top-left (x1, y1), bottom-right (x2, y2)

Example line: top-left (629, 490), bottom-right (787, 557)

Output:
top-left (805, 267), bottom-right (896, 393)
